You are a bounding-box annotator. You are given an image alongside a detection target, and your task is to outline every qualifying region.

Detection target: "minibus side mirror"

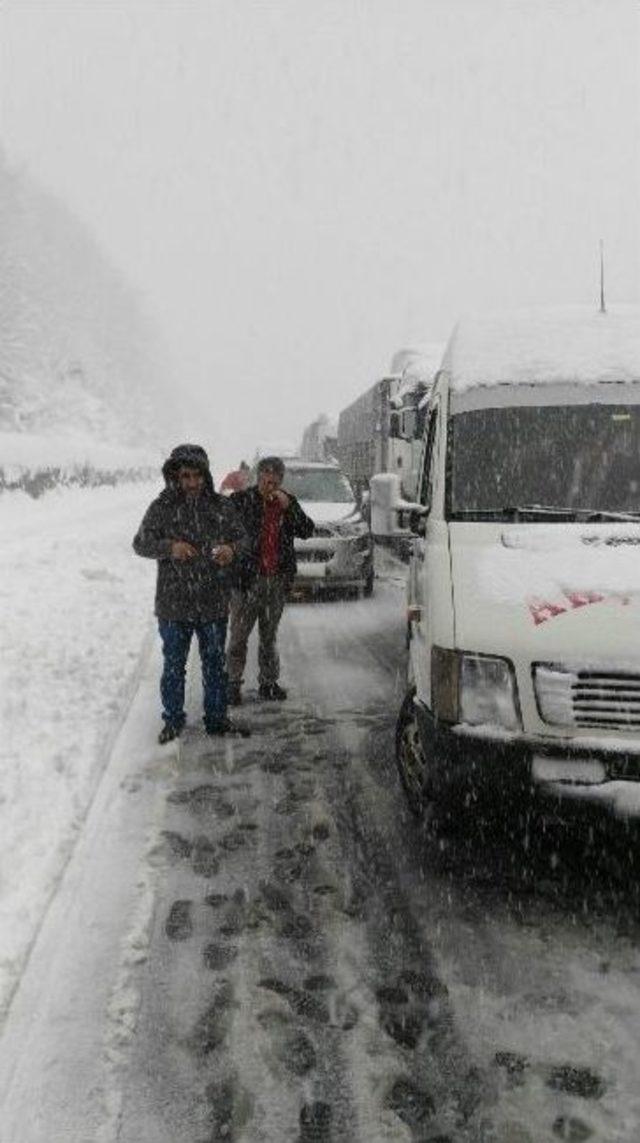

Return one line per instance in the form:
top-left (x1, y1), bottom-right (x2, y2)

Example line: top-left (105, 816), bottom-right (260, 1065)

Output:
top-left (408, 508), bottom-right (427, 537)
top-left (369, 472), bottom-right (425, 538)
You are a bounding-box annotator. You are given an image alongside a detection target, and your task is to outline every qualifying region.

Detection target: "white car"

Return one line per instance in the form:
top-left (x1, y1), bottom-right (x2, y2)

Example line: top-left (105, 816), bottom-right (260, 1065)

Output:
top-left (284, 460), bottom-right (374, 597)
top-left (374, 305), bottom-right (640, 821)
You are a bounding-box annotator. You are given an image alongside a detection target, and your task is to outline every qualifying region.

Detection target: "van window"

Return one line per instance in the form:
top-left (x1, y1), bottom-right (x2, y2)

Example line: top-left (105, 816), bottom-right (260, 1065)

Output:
top-left (448, 403), bottom-right (640, 519)
top-left (418, 406), bottom-right (439, 511)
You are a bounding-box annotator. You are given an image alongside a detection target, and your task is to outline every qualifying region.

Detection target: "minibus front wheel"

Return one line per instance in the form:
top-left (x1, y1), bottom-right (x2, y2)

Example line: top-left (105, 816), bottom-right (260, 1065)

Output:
top-left (395, 689), bottom-right (442, 821)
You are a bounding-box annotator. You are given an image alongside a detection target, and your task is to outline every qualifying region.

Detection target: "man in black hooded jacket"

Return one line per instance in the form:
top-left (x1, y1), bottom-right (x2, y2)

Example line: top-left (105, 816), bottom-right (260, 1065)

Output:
top-left (133, 444), bottom-right (248, 743)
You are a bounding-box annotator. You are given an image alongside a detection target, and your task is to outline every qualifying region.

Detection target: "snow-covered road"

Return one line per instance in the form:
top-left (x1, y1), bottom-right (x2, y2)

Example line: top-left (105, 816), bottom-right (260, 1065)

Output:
top-left (2, 494), bottom-right (640, 1142)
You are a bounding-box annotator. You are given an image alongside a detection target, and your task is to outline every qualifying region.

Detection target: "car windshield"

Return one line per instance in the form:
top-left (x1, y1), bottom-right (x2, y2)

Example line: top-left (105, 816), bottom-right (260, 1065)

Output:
top-left (449, 403), bottom-right (640, 520)
top-left (284, 467), bottom-right (355, 503)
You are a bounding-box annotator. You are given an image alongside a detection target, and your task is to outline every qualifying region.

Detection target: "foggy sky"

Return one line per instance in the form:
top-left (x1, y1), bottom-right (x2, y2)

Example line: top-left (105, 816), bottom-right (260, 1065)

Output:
top-left (2, 0), bottom-right (639, 470)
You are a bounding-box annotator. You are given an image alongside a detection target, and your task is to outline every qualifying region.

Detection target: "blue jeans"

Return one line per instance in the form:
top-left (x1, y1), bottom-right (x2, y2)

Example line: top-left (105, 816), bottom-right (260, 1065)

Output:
top-left (158, 619), bottom-right (228, 730)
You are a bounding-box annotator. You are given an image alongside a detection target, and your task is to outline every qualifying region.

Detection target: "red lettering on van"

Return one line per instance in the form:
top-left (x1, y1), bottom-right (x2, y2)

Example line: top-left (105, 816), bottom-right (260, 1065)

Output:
top-left (528, 598), bottom-right (568, 626)
top-left (529, 588), bottom-right (629, 625)
top-left (565, 590), bottom-right (605, 610)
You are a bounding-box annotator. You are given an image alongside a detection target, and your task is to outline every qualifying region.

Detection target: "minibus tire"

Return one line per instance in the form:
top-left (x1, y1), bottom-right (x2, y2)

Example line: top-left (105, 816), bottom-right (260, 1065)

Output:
top-left (395, 690), bottom-right (431, 819)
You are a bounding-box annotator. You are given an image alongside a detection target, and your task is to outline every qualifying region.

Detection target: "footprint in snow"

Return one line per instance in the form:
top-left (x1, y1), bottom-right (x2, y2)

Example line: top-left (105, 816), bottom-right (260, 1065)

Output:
top-left (260, 1017), bottom-right (317, 1078)
top-left (258, 979), bottom-right (330, 1025)
top-left (191, 836), bottom-right (219, 877)
top-left (303, 973), bottom-right (335, 992)
top-left (168, 783), bottom-right (236, 818)
top-left (205, 892), bottom-right (229, 909)
top-left (552, 1115), bottom-right (594, 1141)
top-left (260, 880), bottom-right (293, 914)
top-left (189, 983), bottom-right (233, 1057)
top-left (203, 942), bottom-right (238, 970)
top-left (164, 899), bottom-right (193, 941)
top-left (384, 1077), bottom-right (435, 1130)
top-left (546, 1064), bottom-right (605, 1100)
top-left (205, 1075), bottom-right (254, 1138)
top-left (219, 825), bottom-right (251, 851)
top-left (160, 829), bottom-right (192, 861)
top-left (377, 985), bottom-right (424, 1050)
top-left (495, 1052), bottom-right (606, 1101)
top-left (261, 756), bottom-right (288, 774)
top-left (299, 1101), bottom-right (333, 1142)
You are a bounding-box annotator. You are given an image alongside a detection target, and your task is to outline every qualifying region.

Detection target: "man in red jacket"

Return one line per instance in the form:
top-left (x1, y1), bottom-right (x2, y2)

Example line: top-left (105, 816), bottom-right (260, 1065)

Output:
top-left (226, 456), bottom-right (314, 704)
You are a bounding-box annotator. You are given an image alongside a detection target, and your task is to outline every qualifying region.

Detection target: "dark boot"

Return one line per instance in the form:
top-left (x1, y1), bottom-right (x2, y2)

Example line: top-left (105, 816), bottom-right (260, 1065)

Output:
top-left (158, 723), bottom-right (182, 745)
top-left (258, 682), bottom-right (288, 702)
top-left (205, 717), bottom-right (252, 738)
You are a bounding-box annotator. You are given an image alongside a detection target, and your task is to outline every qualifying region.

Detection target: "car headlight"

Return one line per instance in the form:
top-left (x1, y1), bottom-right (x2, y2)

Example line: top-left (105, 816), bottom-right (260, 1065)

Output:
top-left (431, 647), bottom-right (520, 731)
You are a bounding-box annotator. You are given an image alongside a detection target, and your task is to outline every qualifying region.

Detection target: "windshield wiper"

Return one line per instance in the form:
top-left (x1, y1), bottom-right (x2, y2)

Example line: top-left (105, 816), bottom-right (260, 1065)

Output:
top-left (451, 504), bottom-right (640, 523)
top-left (577, 509), bottom-right (640, 522)
top-left (451, 505), bottom-right (580, 521)
top-left (512, 504), bottom-right (583, 518)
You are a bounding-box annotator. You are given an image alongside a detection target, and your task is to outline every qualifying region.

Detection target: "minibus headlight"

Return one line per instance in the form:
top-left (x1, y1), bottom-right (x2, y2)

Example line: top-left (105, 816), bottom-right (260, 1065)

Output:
top-left (431, 648), bottom-right (520, 731)
top-left (459, 654), bottom-right (520, 731)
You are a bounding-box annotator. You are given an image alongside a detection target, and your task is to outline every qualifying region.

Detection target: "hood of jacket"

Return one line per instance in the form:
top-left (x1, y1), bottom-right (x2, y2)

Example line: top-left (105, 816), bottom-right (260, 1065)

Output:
top-left (161, 443), bottom-right (215, 494)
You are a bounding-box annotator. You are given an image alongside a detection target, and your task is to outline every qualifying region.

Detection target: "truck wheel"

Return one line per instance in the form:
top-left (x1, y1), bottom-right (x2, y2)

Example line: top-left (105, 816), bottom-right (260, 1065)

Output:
top-left (395, 690), bottom-right (446, 827)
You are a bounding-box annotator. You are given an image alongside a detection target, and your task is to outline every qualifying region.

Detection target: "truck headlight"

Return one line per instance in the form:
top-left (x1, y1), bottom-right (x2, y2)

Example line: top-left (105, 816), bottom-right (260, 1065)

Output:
top-left (431, 647), bottom-right (520, 731)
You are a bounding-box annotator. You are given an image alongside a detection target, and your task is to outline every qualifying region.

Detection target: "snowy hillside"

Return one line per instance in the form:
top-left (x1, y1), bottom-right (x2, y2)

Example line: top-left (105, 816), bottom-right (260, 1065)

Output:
top-left (0, 151), bottom-right (171, 451)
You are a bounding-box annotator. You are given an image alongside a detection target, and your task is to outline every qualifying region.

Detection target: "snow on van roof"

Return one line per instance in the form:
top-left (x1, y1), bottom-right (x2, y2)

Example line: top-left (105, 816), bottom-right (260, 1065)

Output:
top-left (443, 305), bottom-right (640, 392)
top-left (388, 344), bottom-right (445, 408)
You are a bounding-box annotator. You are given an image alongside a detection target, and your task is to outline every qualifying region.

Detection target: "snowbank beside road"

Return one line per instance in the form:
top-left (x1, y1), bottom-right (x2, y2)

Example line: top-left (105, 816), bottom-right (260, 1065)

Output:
top-left (0, 481), bottom-right (159, 1018)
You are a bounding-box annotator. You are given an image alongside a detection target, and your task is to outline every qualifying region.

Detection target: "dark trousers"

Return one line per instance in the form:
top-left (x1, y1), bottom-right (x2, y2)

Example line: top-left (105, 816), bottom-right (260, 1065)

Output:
top-left (227, 575), bottom-right (287, 686)
top-left (158, 618), bottom-right (228, 730)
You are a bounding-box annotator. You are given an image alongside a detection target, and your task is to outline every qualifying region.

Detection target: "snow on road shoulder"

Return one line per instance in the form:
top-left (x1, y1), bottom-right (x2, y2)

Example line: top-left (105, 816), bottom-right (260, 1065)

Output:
top-left (0, 481), bottom-right (160, 1017)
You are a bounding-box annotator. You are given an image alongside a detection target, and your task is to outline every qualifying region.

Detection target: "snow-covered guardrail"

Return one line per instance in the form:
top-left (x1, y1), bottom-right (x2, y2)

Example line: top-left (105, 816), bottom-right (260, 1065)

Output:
top-left (0, 431), bottom-right (159, 498)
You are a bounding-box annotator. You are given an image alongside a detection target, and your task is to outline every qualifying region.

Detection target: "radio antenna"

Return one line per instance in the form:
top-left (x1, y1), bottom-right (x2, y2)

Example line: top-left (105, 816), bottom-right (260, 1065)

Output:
top-left (599, 239), bottom-right (606, 313)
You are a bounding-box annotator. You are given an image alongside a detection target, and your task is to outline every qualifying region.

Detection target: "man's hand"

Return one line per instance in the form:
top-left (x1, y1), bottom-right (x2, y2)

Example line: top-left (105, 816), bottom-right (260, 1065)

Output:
top-left (211, 543), bottom-right (234, 567)
top-left (171, 540), bottom-right (197, 560)
top-left (272, 490), bottom-right (290, 511)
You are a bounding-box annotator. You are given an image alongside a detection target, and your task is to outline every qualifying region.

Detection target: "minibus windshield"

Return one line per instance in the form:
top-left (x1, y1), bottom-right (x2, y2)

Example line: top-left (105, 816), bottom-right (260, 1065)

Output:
top-left (448, 403), bottom-right (640, 521)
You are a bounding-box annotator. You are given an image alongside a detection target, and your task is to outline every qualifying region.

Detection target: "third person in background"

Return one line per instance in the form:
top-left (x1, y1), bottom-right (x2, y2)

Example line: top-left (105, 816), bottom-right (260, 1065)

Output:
top-left (226, 455), bottom-right (314, 704)
top-left (220, 460), bottom-right (250, 494)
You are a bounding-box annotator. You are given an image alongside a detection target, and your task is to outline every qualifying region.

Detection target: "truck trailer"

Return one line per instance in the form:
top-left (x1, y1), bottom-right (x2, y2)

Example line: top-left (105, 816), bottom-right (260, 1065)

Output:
top-left (337, 345), bottom-right (443, 501)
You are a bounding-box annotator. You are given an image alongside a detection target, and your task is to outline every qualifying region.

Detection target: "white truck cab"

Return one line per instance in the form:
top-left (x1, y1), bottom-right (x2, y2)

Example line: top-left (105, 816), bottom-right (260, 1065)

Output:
top-left (375, 306), bottom-right (640, 821)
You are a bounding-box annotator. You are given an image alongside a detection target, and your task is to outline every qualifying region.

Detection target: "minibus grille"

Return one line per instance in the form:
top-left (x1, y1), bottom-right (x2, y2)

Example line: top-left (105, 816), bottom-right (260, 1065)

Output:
top-left (535, 665), bottom-right (640, 731)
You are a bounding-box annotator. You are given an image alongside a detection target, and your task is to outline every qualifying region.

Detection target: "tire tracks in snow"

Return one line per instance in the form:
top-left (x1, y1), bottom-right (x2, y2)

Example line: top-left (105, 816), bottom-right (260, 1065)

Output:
top-left (284, 611), bottom-right (496, 1142)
